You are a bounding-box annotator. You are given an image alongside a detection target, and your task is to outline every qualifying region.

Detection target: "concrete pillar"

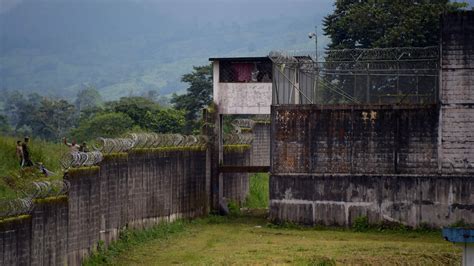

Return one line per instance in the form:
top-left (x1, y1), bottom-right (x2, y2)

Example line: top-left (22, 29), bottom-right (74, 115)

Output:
top-left (439, 11), bottom-right (474, 174)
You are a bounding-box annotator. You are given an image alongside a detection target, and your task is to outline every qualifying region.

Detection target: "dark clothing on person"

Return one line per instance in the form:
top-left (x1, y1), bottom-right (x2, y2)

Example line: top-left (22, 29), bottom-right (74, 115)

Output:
top-left (79, 145), bottom-right (89, 152)
top-left (21, 142), bottom-right (33, 167)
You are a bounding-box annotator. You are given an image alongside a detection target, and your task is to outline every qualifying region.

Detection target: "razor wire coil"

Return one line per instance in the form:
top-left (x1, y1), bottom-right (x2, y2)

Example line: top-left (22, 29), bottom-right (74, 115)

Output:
top-left (231, 119), bottom-right (256, 131)
top-left (0, 180), bottom-right (70, 218)
top-left (224, 133), bottom-right (254, 145)
top-left (0, 198), bottom-right (33, 218)
top-left (124, 133), bottom-right (208, 149)
top-left (60, 151), bottom-right (103, 169)
top-left (27, 180), bottom-right (70, 199)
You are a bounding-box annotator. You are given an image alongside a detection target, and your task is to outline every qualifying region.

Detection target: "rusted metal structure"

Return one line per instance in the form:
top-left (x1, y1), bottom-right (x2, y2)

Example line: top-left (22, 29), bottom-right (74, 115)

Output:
top-left (269, 46), bottom-right (439, 105)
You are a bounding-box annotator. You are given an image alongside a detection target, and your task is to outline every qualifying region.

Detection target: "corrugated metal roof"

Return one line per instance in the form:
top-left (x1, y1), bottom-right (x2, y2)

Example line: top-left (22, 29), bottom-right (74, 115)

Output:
top-left (209, 56), bottom-right (270, 62)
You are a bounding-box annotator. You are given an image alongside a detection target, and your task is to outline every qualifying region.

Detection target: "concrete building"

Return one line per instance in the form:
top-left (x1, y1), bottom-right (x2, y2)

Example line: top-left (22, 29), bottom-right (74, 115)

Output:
top-left (209, 57), bottom-right (273, 115)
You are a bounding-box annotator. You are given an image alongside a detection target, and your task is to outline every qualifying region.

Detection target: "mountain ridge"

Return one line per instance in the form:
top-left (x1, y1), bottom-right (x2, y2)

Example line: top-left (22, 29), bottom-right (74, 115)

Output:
top-left (0, 0), bottom-right (331, 100)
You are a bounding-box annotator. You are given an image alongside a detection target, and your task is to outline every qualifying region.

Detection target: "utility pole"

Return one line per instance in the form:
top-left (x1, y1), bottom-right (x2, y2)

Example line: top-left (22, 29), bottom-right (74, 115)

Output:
top-left (308, 26), bottom-right (318, 60)
top-left (309, 26), bottom-right (318, 103)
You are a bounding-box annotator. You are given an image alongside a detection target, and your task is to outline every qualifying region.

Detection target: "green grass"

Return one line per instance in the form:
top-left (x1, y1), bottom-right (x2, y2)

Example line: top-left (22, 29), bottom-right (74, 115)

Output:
top-left (86, 213), bottom-right (461, 265)
top-left (0, 135), bottom-right (66, 199)
top-left (244, 173), bottom-right (269, 209)
top-left (84, 220), bottom-right (188, 266)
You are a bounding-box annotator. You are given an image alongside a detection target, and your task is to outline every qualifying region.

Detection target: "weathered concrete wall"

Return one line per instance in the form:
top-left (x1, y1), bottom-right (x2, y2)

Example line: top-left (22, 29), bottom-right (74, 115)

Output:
top-left (271, 105), bottom-right (439, 175)
top-left (440, 11), bottom-right (474, 174)
top-left (217, 83), bottom-right (272, 115)
top-left (250, 122), bottom-right (271, 166)
top-left (212, 61), bottom-right (272, 115)
top-left (0, 148), bottom-right (211, 266)
top-left (31, 198), bottom-right (69, 266)
top-left (99, 155), bottom-right (129, 246)
top-left (66, 167), bottom-right (101, 266)
top-left (270, 174), bottom-right (473, 227)
top-left (223, 148), bottom-right (251, 204)
top-left (123, 150), bottom-right (208, 228)
top-left (0, 216), bottom-right (31, 265)
top-left (441, 11), bottom-right (474, 104)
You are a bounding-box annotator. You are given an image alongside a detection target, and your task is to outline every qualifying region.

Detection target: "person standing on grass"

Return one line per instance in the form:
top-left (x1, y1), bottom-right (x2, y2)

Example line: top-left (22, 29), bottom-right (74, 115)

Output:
top-left (16, 140), bottom-right (23, 167)
top-left (21, 137), bottom-right (33, 167)
top-left (63, 137), bottom-right (80, 153)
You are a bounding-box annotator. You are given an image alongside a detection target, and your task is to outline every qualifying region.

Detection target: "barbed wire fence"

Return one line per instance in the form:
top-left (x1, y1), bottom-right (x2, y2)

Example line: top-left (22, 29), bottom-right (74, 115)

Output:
top-left (60, 151), bottom-right (103, 169)
top-left (0, 180), bottom-right (70, 218)
top-left (230, 119), bottom-right (256, 134)
top-left (59, 133), bottom-right (209, 170)
top-left (270, 46), bottom-right (439, 105)
top-left (1, 129), bottom-right (258, 218)
top-left (224, 133), bottom-right (254, 145)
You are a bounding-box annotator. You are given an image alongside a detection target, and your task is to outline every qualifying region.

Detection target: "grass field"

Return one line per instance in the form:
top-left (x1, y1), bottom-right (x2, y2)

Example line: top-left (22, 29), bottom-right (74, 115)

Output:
top-left (243, 173), bottom-right (269, 209)
top-left (86, 213), bottom-right (461, 265)
top-left (0, 135), bottom-right (66, 199)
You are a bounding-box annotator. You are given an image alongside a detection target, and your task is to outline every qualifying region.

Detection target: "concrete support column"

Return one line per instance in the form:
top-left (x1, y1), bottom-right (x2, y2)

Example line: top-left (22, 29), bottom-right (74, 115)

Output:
top-left (439, 11), bottom-right (474, 174)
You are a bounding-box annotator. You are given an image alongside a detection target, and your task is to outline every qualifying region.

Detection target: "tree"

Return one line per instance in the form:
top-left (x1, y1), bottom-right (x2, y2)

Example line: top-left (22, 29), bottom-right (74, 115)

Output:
top-left (2, 91), bottom-right (28, 127)
top-left (107, 97), bottom-right (158, 129)
top-left (77, 106), bottom-right (105, 125)
top-left (70, 112), bottom-right (134, 141)
top-left (0, 115), bottom-right (11, 134)
top-left (143, 108), bottom-right (185, 133)
top-left (171, 65), bottom-right (212, 134)
top-left (75, 86), bottom-right (103, 112)
top-left (323, 0), bottom-right (467, 49)
top-left (26, 98), bottom-right (76, 140)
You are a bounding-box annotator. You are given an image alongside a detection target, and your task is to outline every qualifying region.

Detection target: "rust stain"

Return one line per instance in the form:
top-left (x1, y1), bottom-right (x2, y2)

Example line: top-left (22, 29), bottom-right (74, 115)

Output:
top-left (338, 127), bottom-right (345, 142)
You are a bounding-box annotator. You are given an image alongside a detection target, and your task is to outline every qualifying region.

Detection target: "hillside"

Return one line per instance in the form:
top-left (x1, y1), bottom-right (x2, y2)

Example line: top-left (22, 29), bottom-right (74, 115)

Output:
top-left (0, 0), bottom-right (331, 100)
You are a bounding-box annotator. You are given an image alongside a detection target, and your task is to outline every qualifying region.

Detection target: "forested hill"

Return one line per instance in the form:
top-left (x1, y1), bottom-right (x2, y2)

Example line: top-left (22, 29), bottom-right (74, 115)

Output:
top-left (0, 0), bottom-right (331, 100)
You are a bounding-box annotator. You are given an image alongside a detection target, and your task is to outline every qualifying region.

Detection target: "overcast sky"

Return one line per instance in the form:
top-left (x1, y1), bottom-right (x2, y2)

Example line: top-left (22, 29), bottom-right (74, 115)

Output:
top-left (0, 0), bottom-right (333, 14)
top-left (1, 0), bottom-right (472, 11)
top-left (1, 0), bottom-right (472, 24)
top-left (0, 0), bottom-right (472, 97)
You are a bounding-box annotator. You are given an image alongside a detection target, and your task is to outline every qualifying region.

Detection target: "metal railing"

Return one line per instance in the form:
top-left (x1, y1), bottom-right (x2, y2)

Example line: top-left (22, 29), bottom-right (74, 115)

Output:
top-left (270, 46), bottom-right (439, 105)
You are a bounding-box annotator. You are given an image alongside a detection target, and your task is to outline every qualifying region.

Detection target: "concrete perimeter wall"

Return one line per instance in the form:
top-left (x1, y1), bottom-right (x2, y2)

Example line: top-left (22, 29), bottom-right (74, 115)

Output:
top-left (270, 174), bottom-right (473, 227)
top-left (0, 149), bottom-right (210, 266)
top-left (223, 148), bottom-right (251, 204)
top-left (269, 11), bottom-right (474, 228)
top-left (271, 105), bottom-right (439, 175)
top-left (269, 105), bottom-right (474, 227)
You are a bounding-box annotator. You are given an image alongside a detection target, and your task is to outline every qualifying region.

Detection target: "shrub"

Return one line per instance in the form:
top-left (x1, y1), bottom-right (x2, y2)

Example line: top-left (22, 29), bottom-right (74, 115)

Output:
top-left (450, 219), bottom-right (468, 228)
top-left (227, 200), bottom-right (241, 216)
top-left (353, 216), bottom-right (369, 232)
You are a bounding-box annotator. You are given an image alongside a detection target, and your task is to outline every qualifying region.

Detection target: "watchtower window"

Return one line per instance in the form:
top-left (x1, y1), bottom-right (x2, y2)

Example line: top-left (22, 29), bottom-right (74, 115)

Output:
top-left (219, 60), bottom-right (272, 83)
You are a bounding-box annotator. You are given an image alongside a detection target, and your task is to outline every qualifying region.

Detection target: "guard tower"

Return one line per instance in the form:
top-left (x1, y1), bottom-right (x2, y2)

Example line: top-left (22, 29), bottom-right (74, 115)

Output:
top-left (208, 56), bottom-right (273, 211)
top-left (210, 56), bottom-right (273, 114)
